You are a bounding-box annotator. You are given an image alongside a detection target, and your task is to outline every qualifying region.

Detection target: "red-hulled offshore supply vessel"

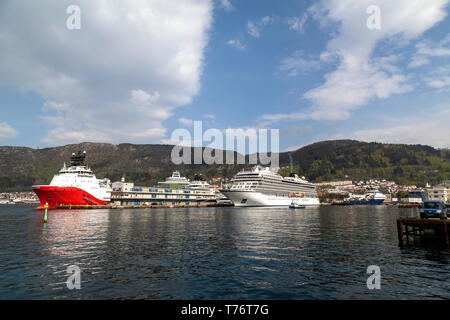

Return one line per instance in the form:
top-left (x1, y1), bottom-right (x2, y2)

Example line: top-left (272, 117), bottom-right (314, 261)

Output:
top-left (33, 151), bottom-right (112, 209)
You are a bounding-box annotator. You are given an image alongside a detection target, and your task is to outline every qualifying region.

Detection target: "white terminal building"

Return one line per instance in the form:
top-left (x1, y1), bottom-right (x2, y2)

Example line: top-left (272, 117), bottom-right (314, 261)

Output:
top-left (426, 180), bottom-right (450, 203)
top-left (314, 180), bottom-right (353, 187)
top-left (111, 172), bottom-right (218, 206)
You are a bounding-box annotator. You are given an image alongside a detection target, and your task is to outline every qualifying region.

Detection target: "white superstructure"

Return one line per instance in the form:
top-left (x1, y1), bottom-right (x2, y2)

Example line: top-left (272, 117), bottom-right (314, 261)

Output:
top-left (220, 166), bottom-right (320, 207)
top-left (49, 160), bottom-right (112, 201)
top-left (158, 171), bottom-right (191, 189)
top-left (32, 151), bottom-right (112, 207)
top-left (189, 175), bottom-right (217, 197)
top-left (343, 189), bottom-right (386, 205)
top-left (111, 172), bottom-right (217, 205)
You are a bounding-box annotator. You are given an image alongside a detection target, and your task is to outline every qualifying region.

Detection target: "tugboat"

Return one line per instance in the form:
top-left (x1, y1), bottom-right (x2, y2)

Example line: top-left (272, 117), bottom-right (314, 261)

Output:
top-left (33, 151), bottom-right (111, 209)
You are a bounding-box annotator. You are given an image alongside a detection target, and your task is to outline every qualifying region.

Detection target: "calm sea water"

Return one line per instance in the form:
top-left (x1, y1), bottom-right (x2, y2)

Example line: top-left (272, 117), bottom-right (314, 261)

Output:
top-left (0, 204), bottom-right (448, 300)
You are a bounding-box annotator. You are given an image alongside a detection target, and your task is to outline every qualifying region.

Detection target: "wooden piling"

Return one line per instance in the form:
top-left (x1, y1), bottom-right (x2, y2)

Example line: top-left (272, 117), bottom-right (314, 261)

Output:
top-left (397, 217), bottom-right (450, 249)
top-left (397, 219), bottom-right (404, 247)
top-left (443, 220), bottom-right (449, 249)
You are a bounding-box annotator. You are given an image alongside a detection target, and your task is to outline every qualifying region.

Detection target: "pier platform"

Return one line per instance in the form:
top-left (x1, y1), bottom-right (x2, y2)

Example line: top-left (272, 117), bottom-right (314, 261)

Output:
top-left (398, 203), bottom-right (422, 208)
top-left (54, 203), bottom-right (228, 210)
top-left (397, 218), bottom-right (450, 249)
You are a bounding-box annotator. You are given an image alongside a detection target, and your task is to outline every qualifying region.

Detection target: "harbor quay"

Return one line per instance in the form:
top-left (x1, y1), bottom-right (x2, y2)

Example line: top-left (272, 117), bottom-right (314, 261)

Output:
top-left (110, 176), bottom-right (219, 207)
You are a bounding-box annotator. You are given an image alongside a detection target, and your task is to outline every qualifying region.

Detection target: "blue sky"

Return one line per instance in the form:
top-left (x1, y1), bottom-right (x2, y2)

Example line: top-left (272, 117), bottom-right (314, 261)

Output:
top-left (0, 0), bottom-right (449, 151)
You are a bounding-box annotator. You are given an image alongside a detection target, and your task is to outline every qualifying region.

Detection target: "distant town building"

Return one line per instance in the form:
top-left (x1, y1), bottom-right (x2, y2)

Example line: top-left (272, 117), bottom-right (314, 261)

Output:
top-left (426, 180), bottom-right (450, 203)
top-left (315, 180), bottom-right (353, 187)
top-left (112, 177), bottom-right (135, 192)
top-left (400, 191), bottom-right (426, 204)
top-left (379, 189), bottom-right (392, 202)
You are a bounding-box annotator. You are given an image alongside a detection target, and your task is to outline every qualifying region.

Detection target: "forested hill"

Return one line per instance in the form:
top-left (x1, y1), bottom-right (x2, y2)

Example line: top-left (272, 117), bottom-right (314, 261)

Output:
top-left (0, 140), bottom-right (449, 191)
top-left (0, 143), bottom-right (245, 192)
top-left (278, 140), bottom-right (450, 186)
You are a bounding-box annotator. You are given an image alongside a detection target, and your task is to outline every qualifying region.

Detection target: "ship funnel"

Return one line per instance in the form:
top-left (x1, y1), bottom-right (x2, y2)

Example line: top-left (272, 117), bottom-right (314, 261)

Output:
top-left (193, 174), bottom-right (204, 181)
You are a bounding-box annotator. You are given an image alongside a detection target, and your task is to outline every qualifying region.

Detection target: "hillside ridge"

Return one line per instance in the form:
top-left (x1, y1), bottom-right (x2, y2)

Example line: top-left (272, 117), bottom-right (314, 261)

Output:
top-left (0, 140), bottom-right (449, 191)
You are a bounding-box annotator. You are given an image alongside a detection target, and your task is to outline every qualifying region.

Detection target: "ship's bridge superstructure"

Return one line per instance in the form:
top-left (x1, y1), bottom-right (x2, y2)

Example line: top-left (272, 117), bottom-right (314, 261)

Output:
top-left (158, 171), bottom-right (190, 189)
top-left (32, 151), bottom-right (112, 208)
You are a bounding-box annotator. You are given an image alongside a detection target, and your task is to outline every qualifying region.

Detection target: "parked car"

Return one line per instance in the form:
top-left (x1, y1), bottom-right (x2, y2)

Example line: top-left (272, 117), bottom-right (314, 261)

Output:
top-left (419, 201), bottom-right (448, 219)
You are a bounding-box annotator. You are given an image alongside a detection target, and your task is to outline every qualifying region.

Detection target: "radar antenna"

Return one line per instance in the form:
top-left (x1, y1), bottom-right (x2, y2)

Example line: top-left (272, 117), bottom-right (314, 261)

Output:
top-left (70, 151), bottom-right (87, 167)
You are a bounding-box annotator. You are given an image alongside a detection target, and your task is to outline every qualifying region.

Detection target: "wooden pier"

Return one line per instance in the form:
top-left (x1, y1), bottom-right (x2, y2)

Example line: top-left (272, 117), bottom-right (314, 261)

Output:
top-left (398, 203), bottom-right (422, 208)
top-left (397, 218), bottom-right (450, 249)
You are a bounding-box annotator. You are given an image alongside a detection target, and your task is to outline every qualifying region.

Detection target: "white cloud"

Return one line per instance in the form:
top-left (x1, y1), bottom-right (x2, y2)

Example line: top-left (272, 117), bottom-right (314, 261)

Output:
top-left (178, 117), bottom-right (194, 127)
top-left (0, 0), bottom-right (213, 146)
top-left (422, 64), bottom-right (450, 90)
top-left (203, 113), bottom-right (215, 119)
top-left (416, 35), bottom-right (450, 56)
top-left (218, 0), bottom-right (234, 11)
top-left (409, 55), bottom-right (431, 68)
top-left (257, 112), bottom-right (307, 127)
top-left (278, 51), bottom-right (321, 77)
top-left (426, 76), bottom-right (450, 89)
top-left (261, 16), bottom-right (272, 24)
top-left (0, 123), bottom-right (19, 140)
top-left (304, 60), bottom-right (413, 120)
top-left (247, 21), bottom-right (260, 37)
top-left (280, 125), bottom-right (313, 137)
top-left (283, 144), bottom-right (306, 152)
top-left (286, 14), bottom-right (308, 33)
top-left (42, 101), bottom-right (70, 112)
top-left (305, 0), bottom-right (448, 120)
top-left (262, 0), bottom-right (449, 123)
top-left (351, 109), bottom-right (450, 148)
top-left (247, 16), bottom-right (272, 38)
top-left (227, 39), bottom-right (246, 51)
top-left (410, 34), bottom-right (450, 67)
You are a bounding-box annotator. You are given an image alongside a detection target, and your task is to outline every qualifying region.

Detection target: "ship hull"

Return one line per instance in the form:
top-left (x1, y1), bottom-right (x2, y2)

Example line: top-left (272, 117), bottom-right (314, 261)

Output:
top-left (33, 186), bottom-right (108, 209)
top-left (220, 190), bottom-right (320, 207)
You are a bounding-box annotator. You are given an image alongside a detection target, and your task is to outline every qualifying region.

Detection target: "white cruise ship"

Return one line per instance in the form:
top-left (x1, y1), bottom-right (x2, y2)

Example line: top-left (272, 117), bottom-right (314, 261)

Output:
top-left (220, 166), bottom-right (320, 207)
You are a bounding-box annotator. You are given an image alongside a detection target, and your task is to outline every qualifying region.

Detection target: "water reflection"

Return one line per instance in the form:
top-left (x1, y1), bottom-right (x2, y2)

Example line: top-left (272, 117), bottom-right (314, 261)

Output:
top-left (0, 205), bottom-right (448, 299)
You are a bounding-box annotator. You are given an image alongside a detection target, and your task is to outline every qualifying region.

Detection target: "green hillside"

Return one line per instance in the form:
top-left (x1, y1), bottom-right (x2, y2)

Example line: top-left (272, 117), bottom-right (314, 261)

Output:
top-left (279, 140), bottom-right (450, 186)
top-left (0, 140), bottom-right (448, 192)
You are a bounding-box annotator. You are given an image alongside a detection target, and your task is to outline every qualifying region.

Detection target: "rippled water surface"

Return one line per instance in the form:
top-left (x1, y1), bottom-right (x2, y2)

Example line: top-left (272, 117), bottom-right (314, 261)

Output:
top-left (0, 205), bottom-right (448, 299)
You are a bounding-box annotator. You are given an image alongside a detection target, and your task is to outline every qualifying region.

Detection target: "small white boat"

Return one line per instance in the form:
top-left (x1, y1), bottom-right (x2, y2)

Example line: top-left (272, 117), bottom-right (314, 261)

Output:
top-left (0, 200), bottom-right (15, 205)
top-left (289, 201), bottom-right (305, 209)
